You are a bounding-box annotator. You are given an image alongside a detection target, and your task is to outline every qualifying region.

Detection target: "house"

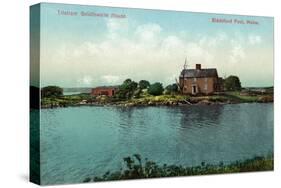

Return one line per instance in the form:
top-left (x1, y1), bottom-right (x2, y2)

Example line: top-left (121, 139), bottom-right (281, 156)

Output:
top-left (91, 86), bottom-right (118, 97)
top-left (179, 64), bottom-right (223, 95)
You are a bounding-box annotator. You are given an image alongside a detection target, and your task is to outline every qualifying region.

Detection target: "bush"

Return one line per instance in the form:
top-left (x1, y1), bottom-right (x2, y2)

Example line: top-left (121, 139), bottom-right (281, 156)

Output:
top-left (139, 80), bottom-right (150, 90)
top-left (165, 83), bottom-right (179, 94)
top-left (148, 82), bottom-right (164, 96)
top-left (224, 76), bottom-right (241, 91)
top-left (85, 154), bottom-right (273, 182)
top-left (116, 79), bottom-right (138, 99)
top-left (41, 86), bottom-right (63, 98)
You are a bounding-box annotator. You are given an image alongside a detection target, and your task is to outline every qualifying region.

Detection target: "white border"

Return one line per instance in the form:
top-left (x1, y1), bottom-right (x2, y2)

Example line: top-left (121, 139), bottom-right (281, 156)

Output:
top-left (0, 0), bottom-right (279, 188)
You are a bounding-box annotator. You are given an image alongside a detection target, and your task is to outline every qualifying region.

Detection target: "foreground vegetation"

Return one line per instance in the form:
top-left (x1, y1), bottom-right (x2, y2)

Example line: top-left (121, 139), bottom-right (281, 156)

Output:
top-left (83, 154), bottom-right (273, 182)
top-left (41, 90), bottom-right (273, 108)
top-left (115, 91), bottom-right (273, 107)
top-left (41, 93), bottom-right (92, 108)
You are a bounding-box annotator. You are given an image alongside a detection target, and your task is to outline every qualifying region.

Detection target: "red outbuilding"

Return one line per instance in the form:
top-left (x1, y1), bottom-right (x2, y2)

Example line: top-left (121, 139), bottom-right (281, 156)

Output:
top-left (91, 86), bottom-right (118, 97)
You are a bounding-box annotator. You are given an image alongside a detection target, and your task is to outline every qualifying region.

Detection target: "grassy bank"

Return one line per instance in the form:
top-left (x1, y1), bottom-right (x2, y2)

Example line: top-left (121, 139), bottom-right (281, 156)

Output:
top-left (41, 93), bottom-right (94, 108)
top-left (41, 91), bottom-right (273, 108)
top-left (102, 91), bottom-right (273, 107)
top-left (83, 154), bottom-right (273, 182)
top-left (188, 92), bottom-right (273, 104)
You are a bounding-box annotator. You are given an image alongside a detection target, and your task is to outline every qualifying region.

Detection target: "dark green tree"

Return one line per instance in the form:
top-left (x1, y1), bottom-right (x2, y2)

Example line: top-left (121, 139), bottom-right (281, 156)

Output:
top-left (41, 86), bottom-right (63, 98)
top-left (148, 82), bottom-right (164, 96)
top-left (165, 83), bottom-right (179, 94)
top-left (224, 75), bottom-right (242, 91)
top-left (116, 79), bottom-right (138, 99)
top-left (139, 80), bottom-right (150, 90)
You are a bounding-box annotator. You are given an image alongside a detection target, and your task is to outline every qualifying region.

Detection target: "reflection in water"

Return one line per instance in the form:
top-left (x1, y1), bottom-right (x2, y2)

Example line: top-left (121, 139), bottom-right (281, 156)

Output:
top-left (179, 104), bottom-right (223, 129)
top-left (39, 103), bottom-right (273, 185)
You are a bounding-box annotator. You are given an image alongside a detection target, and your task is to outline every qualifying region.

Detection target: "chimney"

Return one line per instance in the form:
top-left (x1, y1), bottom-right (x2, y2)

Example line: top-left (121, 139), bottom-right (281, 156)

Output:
top-left (196, 64), bottom-right (201, 70)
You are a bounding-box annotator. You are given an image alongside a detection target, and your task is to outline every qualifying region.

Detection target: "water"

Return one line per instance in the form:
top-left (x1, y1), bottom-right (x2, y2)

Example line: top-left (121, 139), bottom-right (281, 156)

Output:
top-left (63, 91), bottom-right (82, 95)
top-left (38, 103), bottom-right (273, 185)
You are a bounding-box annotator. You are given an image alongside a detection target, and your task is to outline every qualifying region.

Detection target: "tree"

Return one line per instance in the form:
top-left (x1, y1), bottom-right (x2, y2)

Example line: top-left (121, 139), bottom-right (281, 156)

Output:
top-left (41, 86), bottom-right (63, 98)
top-left (175, 78), bottom-right (183, 94)
top-left (148, 82), bottom-right (164, 96)
top-left (116, 79), bottom-right (138, 99)
top-left (165, 83), bottom-right (179, 94)
top-left (224, 75), bottom-right (242, 91)
top-left (139, 80), bottom-right (150, 90)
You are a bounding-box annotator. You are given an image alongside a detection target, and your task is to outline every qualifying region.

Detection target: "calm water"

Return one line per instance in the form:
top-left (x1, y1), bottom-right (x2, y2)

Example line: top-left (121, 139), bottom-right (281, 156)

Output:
top-left (63, 91), bottom-right (82, 95)
top-left (38, 103), bottom-right (273, 184)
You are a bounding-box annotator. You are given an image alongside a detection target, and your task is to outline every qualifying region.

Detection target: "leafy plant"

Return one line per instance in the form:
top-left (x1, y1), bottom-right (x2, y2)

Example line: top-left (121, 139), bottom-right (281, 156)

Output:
top-left (148, 82), bottom-right (164, 96)
top-left (116, 79), bottom-right (138, 99)
top-left (139, 80), bottom-right (150, 90)
top-left (83, 154), bottom-right (273, 182)
top-left (224, 75), bottom-right (241, 91)
top-left (165, 83), bottom-right (179, 94)
top-left (41, 86), bottom-right (63, 98)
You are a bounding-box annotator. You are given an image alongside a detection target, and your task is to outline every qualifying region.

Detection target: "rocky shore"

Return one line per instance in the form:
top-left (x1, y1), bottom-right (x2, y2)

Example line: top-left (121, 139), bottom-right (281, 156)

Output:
top-left (41, 94), bottom-right (273, 109)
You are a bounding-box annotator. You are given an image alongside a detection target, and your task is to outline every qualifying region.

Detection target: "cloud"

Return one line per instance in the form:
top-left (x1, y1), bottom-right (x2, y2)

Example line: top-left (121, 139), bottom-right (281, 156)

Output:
top-left (135, 23), bottom-right (162, 43)
top-left (107, 19), bottom-right (122, 31)
top-left (248, 35), bottom-right (262, 45)
top-left (62, 26), bottom-right (246, 84)
top-left (162, 36), bottom-right (185, 50)
top-left (101, 75), bottom-right (120, 84)
top-left (106, 18), bottom-right (129, 40)
top-left (77, 76), bottom-right (93, 86)
top-left (217, 32), bottom-right (228, 41)
top-left (229, 39), bottom-right (245, 64)
top-left (42, 21), bottom-right (272, 87)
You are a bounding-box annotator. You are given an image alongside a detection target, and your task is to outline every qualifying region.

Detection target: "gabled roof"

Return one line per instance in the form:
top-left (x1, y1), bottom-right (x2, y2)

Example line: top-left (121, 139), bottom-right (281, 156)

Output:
top-left (180, 68), bottom-right (218, 78)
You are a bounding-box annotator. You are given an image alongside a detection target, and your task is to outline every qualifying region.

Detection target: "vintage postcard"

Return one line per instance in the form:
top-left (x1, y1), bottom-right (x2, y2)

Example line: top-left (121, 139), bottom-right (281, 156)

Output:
top-left (30, 3), bottom-right (274, 185)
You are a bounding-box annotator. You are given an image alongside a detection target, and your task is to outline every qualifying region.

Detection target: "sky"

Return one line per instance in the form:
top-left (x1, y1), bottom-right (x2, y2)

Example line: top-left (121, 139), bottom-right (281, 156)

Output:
top-left (34, 3), bottom-right (274, 88)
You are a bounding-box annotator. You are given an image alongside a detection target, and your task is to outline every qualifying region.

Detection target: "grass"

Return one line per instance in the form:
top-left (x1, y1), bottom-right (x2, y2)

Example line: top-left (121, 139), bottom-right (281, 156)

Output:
top-left (83, 154), bottom-right (273, 182)
top-left (41, 90), bottom-right (273, 108)
top-left (188, 92), bottom-right (273, 104)
top-left (223, 91), bottom-right (273, 103)
top-left (126, 91), bottom-right (273, 105)
top-left (224, 92), bottom-right (260, 102)
top-left (125, 94), bottom-right (189, 105)
top-left (41, 93), bottom-right (94, 107)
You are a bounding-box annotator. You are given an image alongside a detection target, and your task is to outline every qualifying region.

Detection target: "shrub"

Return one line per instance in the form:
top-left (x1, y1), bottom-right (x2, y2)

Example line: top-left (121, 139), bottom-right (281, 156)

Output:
top-left (139, 80), bottom-right (150, 90)
top-left (85, 154), bottom-right (273, 182)
top-left (148, 82), bottom-right (164, 96)
top-left (165, 83), bottom-right (179, 94)
top-left (224, 76), bottom-right (241, 91)
top-left (116, 79), bottom-right (138, 99)
top-left (41, 86), bottom-right (63, 98)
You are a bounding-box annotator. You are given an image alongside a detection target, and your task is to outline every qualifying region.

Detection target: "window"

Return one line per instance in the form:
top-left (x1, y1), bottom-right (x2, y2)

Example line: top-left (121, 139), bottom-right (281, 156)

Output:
top-left (193, 78), bottom-right (197, 82)
top-left (192, 86), bottom-right (197, 94)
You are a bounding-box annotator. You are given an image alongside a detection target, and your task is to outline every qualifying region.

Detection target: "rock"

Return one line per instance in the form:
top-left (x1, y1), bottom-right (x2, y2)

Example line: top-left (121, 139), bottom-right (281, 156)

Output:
top-left (198, 99), bottom-right (212, 105)
top-left (258, 96), bottom-right (273, 103)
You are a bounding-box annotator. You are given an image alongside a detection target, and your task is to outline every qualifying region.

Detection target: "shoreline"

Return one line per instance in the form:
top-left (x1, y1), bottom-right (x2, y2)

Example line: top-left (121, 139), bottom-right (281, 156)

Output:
top-left (83, 154), bottom-right (273, 182)
top-left (40, 86), bottom-right (274, 109)
top-left (41, 97), bottom-right (273, 109)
